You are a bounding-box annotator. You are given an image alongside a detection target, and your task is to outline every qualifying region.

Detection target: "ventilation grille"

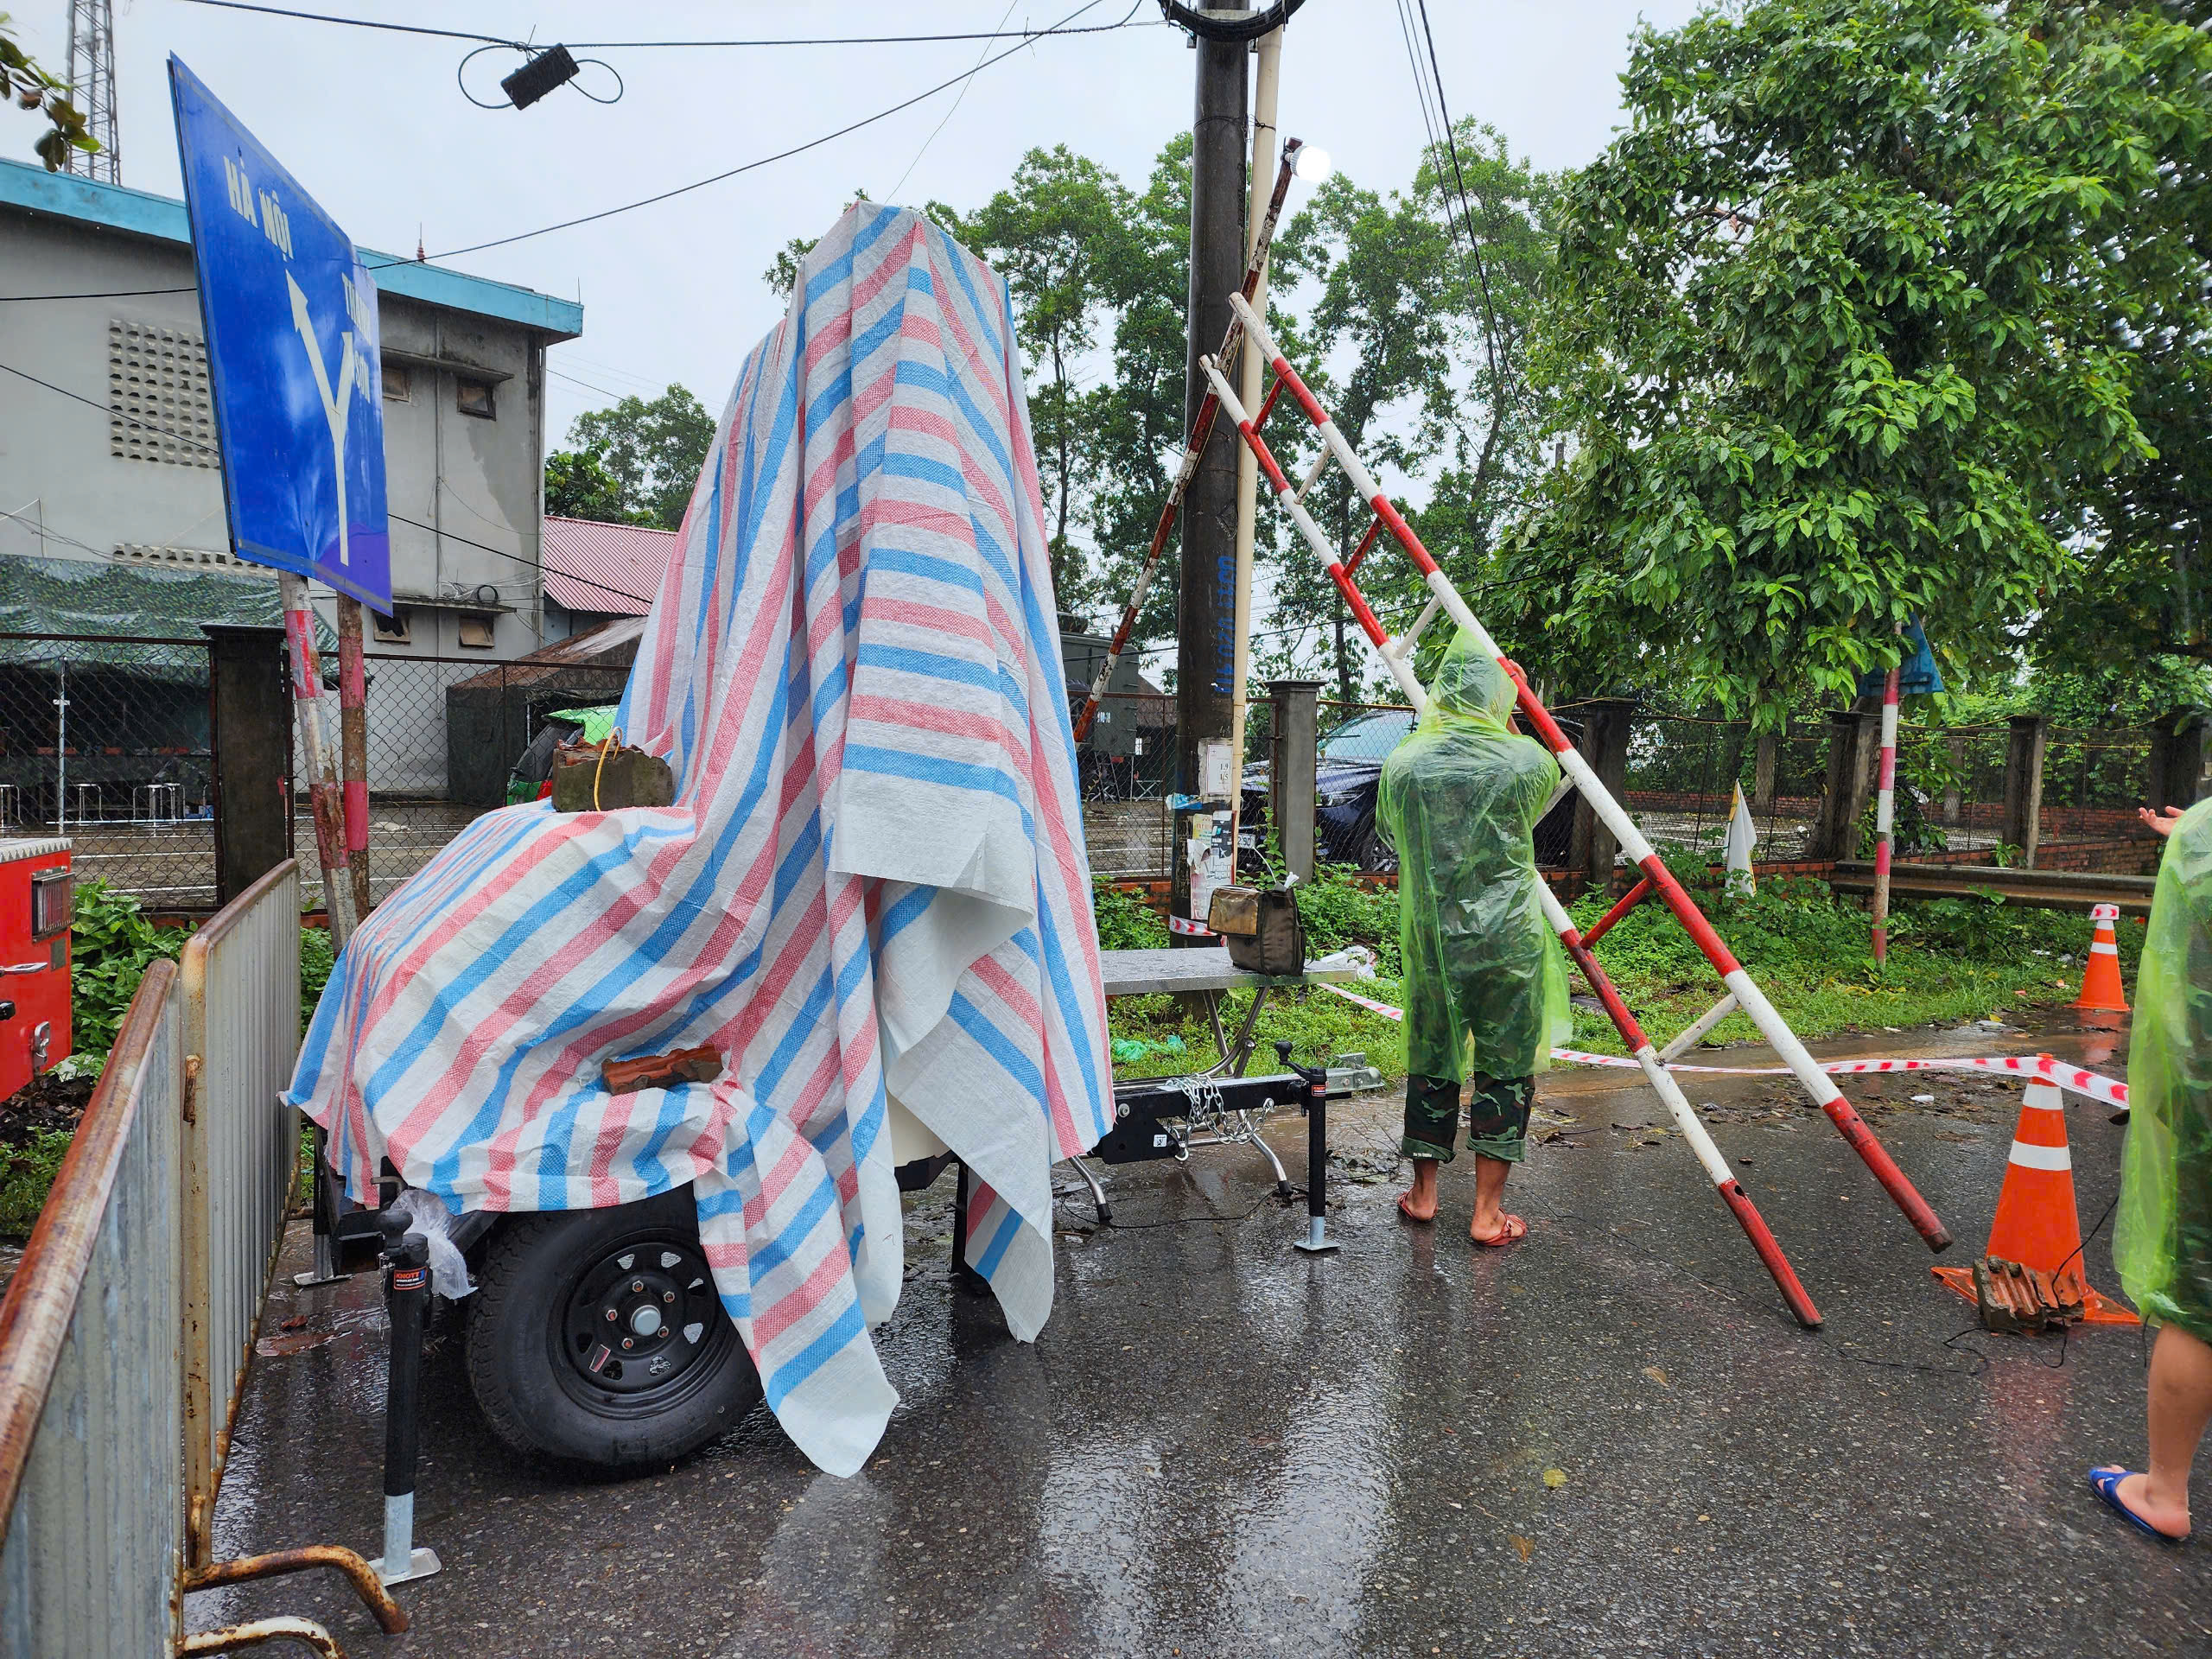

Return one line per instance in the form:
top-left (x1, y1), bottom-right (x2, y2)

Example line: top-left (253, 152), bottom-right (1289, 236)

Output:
top-left (113, 543), bottom-right (265, 575)
top-left (108, 318), bottom-right (217, 467)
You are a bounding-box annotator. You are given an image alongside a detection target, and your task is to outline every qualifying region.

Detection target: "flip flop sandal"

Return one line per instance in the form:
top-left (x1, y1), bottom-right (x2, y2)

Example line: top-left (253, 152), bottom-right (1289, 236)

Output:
top-left (1396, 1194), bottom-right (1435, 1225)
top-left (2088, 1467), bottom-right (2190, 1544)
top-left (1470, 1213), bottom-right (1528, 1248)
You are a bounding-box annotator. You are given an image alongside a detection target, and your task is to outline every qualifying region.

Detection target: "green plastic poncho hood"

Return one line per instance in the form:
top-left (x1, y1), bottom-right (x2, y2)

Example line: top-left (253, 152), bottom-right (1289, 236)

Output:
top-left (2117, 797), bottom-right (2212, 1341)
top-left (1376, 632), bottom-right (1571, 1082)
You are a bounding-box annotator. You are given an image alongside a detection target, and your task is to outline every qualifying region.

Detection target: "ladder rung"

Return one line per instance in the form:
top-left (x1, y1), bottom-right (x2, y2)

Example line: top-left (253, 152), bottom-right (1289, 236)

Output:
top-left (1397, 594), bottom-right (1442, 657)
top-left (1294, 444), bottom-right (1331, 503)
top-left (1658, 993), bottom-right (1740, 1065)
top-left (1580, 876), bottom-right (1652, 949)
top-left (1344, 515), bottom-right (1383, 576)
top-left (1255, 375), bottom-right (1285, 432)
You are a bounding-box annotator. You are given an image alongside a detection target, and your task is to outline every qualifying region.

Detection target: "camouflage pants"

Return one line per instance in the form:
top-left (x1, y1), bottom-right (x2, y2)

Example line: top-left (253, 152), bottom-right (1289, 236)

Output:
top-left (1402, 1072), bottom-right (1535, 1166)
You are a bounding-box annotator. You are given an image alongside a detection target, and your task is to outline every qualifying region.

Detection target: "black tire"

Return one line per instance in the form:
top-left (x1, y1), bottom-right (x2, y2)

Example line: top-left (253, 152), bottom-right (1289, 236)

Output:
top-left (466, 1188), bottom-right (763, 1468)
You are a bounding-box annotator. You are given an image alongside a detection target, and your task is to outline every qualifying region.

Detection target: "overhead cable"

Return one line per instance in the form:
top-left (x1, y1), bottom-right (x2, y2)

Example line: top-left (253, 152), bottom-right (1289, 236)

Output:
top-left (179, 0), bottom-right (1163, 50)
top-left (0, 359), bottom-right (657, 609)
top-left (361, 0), bottom-right (1140, 265)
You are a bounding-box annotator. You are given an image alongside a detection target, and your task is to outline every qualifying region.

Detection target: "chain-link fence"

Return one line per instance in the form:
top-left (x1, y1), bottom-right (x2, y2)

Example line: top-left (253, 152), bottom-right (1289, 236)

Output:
top-left (0, 632), bottom-right (219, 906)
top-left (292, 652), bottom-right (632, 908)
top-left (1073, 690), bottom-right (1174, 881)
top-left (1610, 711), bottom-right (1830, 862)
top-left (2039, 725), bottom-right (2155, 853)
top-left (1895, 722), bottom-right (2007, 856)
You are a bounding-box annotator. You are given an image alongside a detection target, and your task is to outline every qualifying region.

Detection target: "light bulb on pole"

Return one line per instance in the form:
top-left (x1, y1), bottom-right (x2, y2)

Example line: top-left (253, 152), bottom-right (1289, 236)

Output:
top-left (1294, 144), bottom-right (1332, 183)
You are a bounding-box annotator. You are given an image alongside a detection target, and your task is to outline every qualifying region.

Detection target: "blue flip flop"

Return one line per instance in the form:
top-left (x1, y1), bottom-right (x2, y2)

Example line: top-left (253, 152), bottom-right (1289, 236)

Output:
top-left (2088, 1466), bottom-right (2190, 1545)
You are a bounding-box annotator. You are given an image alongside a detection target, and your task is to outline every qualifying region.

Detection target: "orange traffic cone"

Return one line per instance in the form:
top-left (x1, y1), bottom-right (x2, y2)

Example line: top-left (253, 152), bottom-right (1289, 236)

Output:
top-left (2072, 902), bottom-right (2128, 1014)
top-left (1934, 1078), bottom-right (2137, 1325)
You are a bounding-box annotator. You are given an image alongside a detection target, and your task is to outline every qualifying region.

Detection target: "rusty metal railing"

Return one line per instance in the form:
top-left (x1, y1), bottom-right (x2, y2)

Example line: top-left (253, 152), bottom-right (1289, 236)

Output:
top-left (0, 867), bottom-right (406, 1656)
top-left (0, 960), bottom-right (186, 1657)
top-left (180, 858), bottom-right (302, 1567)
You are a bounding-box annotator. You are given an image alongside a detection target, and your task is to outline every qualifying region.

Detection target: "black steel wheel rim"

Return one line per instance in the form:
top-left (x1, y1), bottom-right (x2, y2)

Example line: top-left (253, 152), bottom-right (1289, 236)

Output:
top-left (551, 1227), bottom-right (736, 1419)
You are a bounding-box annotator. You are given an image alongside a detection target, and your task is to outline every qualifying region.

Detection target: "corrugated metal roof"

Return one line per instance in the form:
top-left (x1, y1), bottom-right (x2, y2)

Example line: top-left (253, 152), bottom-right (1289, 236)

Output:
top-left (541, 517), bottom-right (674, 617)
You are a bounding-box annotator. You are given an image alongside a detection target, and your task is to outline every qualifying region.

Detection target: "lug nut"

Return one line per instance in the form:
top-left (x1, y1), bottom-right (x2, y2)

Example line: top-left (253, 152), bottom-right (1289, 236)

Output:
top-left (663, 1290), bottom-right (675, 1303)
top-left (604, 1307), bottom-right (616, 1321)
top-left (621, 1338), bottom-right (633, 1350)
top-left (631, 1280), bottom-right (645, 1294)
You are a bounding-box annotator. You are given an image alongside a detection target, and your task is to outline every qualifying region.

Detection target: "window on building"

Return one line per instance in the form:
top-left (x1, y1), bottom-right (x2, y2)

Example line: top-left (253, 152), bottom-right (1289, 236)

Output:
top-left (382, 361), bottom-right (411, 401)
top-left (108, 318), bottom-right (218, 468)
top-left (455, 378), bottom-right (496, 420)
top-left (372, 607), bottom-right (412, 645)
top-left (456, 612), bottom-right (496, 650)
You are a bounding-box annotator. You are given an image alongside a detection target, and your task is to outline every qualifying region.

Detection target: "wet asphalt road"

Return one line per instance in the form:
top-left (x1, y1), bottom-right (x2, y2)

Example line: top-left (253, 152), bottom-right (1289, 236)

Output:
top-left (194, 1018), bottom-right (2211, 1657)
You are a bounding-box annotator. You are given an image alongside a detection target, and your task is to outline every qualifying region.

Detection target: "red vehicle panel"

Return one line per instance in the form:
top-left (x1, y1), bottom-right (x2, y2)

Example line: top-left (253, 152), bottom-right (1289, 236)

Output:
top-left (0, 840), bottom-right (72, 1098)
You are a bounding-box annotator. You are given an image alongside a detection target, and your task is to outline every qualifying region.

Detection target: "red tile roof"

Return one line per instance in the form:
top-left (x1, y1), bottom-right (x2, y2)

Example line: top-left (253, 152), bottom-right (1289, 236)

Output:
top-left (542, 516), bottom-right (675, 617)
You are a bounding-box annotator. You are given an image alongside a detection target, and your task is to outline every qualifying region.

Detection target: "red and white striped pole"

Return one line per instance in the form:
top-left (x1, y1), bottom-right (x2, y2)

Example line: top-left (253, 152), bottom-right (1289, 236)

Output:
top-left (1872, 658), bottom-right (1901, 963)
top-left (336, 595), bottom-right (372, 924)
top-left (1206, 291), bottom-right (1952, 1255)
top-left (280, 571), bottom-right (358, 947)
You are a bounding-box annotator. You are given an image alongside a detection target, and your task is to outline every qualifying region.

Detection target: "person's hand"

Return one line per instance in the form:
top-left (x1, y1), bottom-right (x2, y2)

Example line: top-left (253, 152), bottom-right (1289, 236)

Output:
top-left (2140, 804), bottom-right (2185, 839)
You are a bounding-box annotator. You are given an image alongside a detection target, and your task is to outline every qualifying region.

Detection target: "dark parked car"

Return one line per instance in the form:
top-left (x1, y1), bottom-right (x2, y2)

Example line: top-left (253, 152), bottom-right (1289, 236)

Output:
top-left (1241, 707), bottom-right (1580, 874)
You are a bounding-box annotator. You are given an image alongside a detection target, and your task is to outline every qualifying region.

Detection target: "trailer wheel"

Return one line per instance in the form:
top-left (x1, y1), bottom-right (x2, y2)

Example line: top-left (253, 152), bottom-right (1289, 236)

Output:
top-left (466, 1189), bottom-right (762, 1468)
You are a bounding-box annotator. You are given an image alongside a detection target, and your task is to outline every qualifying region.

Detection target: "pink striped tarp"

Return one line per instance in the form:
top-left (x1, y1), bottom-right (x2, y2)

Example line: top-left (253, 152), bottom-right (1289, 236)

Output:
top-left (288, 202), bottom-right (1112, 1475)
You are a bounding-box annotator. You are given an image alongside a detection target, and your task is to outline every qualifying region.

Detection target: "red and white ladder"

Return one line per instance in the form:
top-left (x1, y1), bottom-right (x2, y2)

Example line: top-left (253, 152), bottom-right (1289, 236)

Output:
top-left (1200, 290), bottom-right (1955, 1328)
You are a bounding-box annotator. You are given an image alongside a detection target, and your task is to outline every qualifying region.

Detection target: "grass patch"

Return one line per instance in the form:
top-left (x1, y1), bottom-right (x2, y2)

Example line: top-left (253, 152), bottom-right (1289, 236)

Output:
top-left (1561, 874), bottom-right (2139, 1056)
top-left (0, 1127), bottom-right (73, 1236)
top-left (1103, 868), bottom-right (2141, 1081)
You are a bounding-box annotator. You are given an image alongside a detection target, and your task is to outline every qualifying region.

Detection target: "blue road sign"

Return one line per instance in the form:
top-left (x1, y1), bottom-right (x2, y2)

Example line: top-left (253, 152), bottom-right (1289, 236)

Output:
top-left (168, 56), bottom-right (391, 611)
top-left (1857, 618), bottom-right (1946, 699)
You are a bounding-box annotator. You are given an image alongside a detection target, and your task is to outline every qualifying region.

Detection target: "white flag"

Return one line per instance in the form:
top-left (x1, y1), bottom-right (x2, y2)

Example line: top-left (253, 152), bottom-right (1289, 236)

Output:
top-left (1724, 781), bottom-right (1758, 897)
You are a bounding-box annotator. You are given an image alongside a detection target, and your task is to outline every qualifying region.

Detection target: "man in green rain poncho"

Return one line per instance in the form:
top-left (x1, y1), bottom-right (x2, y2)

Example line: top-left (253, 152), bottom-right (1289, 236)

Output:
top-left (1376, 632), bottom-right (1571, 1247)
top-left (2088, 800), bottom-right (2212, 1543)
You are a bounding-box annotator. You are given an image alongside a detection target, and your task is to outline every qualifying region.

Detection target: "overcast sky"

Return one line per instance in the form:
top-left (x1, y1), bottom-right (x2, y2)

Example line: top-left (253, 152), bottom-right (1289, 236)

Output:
top-left (3, 0), bottom-right (1698, 440)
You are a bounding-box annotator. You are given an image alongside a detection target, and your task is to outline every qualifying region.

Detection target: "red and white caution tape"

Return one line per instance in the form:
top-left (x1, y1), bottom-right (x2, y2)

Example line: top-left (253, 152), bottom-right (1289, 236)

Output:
top-left (1314, 981), bottom-right (2129, 1108)
top-left (1166, 914), bottom-right (1217, 938)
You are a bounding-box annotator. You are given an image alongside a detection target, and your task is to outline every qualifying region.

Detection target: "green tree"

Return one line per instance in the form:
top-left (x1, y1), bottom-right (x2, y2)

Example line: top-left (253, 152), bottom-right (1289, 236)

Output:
top-left (1507, 0), bottom-right (2196, 727)
top-left (543, 445), bottom-right (645, 525)
top-left (561, 385), bottom-right (715, 531)
top-left (1272, 168), bottom-right (1459, 700)
top-left (1082, 134), bottom-right (1197, 650)
top-left (1401, 124), bottom-right (1557, 594)
top-left (956, 146), bottom-right (1136, 614)
top-left (1, 15), bottom-right (99, 172)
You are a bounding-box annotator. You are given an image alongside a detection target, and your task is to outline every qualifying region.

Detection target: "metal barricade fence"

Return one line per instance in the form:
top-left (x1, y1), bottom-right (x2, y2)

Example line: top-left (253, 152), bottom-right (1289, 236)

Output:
top-left (179, 859), bottom-right (302, 1568)
top-left (0, 861), bottom-right (397, 1655)
top-left (0, 960), bottom-right (185, 1658)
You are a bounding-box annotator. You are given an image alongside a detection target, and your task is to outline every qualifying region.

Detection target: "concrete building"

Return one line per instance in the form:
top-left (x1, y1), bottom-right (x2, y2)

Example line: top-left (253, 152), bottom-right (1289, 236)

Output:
top-left (0, 157), bottom-right (583, 658)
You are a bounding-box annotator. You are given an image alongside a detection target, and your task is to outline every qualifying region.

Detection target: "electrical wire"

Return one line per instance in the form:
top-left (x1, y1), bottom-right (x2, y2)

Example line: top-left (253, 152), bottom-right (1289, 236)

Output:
top-left (0, 285), bottom-right (199, 303)
top-left (547, 365), bottom-right (643, 404)
top-left (1411, 0), bottom-right (1513, 406)
top-left (0, 359), bottom-right (658, 610)
top-left (359, 0), bottom-right (1138, 264)
top-left (884, 0), bottom-right (1026, 205)
top-left (178, 0), bottom-right (1164, 50)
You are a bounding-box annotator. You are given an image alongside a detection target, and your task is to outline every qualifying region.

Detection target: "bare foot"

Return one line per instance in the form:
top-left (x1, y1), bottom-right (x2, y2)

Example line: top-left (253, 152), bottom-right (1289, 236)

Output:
top-left (2113, 1471), bottom-right (2192, 1539)
top-left (1470, 1212), bottom-right (1528, 1247)
top-left (1397, 1188), bottom-right (1437, 1223)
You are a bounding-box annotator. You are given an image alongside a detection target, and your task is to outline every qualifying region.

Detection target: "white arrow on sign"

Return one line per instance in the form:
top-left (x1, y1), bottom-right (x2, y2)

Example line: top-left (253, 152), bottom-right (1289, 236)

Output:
top-left (287, 270), bottom-right (370, 569)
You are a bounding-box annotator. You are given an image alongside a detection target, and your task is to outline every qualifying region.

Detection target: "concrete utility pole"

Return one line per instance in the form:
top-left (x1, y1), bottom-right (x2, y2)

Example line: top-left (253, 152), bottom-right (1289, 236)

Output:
top-left (1175, 0), bottom-right (1249, 803)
